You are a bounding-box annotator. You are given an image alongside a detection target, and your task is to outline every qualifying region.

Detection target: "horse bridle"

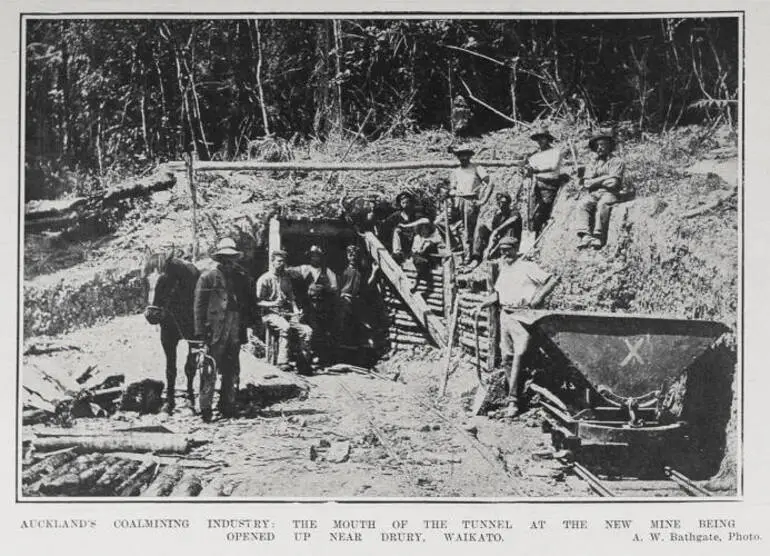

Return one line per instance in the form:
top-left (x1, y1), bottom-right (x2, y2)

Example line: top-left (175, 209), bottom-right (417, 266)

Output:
top-left (145, 275), bottom-right (189, 341)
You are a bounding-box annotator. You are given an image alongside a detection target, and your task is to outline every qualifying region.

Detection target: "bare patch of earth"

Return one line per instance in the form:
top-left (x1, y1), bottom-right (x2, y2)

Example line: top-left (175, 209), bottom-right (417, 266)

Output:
top-left (22, 315), bottom-right (591, 498)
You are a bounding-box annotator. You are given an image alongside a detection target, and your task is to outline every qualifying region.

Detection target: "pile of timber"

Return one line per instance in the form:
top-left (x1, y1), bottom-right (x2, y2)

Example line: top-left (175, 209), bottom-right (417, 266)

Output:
top-left (21, 443), bottom-right (233, 498)
top-left (454, 290), bottom-right (494, 363)
top-left (22, 358), bottom-right (126, 425)
top-left (24, 171), bottom-right (176, 234)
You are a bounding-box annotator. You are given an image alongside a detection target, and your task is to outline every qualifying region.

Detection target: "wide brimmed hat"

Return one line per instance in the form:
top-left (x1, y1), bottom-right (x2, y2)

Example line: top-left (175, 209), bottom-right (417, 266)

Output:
top-left (212, 237), bottom-right (241, 258)
top-left (395, 191), bottom-right (415, 204)
top-left (530, 125), bottom-right (556, 142)
top-left (452, 143), bottom-right (475, 156)
top-left (498, 236), bottom-right (520, 249)
top-left (588, 128), bottom-right (617, 152)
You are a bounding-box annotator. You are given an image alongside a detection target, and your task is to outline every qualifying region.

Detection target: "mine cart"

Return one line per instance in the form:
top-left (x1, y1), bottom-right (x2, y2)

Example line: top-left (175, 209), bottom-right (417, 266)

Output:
top-left (520, 312), bottom-right (733, 474)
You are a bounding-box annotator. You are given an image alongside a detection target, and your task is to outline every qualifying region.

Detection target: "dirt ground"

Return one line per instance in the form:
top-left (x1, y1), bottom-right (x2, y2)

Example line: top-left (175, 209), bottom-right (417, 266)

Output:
top-left (22, 314), bottom-right (593, 498)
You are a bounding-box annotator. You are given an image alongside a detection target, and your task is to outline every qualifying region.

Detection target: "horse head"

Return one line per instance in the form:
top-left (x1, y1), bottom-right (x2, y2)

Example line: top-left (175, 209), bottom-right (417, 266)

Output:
top-left (142, 248), bottom-right (177, 325)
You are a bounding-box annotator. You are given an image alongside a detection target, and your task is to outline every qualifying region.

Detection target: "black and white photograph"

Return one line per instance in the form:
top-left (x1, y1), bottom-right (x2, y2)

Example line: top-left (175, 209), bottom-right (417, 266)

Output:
top-left (18, 13), bottom-right (741, 500)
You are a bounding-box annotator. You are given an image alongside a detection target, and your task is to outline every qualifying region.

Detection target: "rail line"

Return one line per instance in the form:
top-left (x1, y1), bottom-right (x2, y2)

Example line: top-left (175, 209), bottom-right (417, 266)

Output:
top-left (561, 458), bottom-right (714, 498)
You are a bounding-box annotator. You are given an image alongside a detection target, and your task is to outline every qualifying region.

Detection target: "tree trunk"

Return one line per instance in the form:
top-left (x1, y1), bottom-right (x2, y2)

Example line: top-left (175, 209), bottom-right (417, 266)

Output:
top-left (312, 21), bottom-right (335, 138)
top-left (254, 19), bottom-right (271, 136)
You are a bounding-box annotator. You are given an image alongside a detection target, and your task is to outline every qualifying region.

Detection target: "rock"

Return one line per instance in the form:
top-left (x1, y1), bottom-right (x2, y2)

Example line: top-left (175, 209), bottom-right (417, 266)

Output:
top-left (319, 438), bottom-right (331, 448)
top-left (418, 424), bottom-right (431, 432)
top-left (431, 424), bottom-right (441, 431)
top-left (309, 445), bottom-right (319, 461)
top-left (326, 441), bottom-right (351, 463)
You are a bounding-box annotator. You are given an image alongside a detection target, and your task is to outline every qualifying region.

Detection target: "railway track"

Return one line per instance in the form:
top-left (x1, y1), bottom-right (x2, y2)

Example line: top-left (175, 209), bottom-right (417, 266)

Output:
top-left (563, 459), bottom-right (714, 498)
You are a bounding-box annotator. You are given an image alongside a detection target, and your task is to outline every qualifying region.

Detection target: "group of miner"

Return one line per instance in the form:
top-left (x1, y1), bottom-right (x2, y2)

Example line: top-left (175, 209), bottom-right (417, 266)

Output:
top-left (191, 126), bottom-right (627, 421)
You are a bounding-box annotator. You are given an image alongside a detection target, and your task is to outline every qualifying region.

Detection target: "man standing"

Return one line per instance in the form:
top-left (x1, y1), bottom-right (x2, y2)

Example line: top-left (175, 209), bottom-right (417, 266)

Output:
top-left (290, 245), bottom-right (339, 367)
top-left (449, 144), bottom-right (493, 263)
top-left (469, 191), bottom-right (522, 268)
top-left (193, 238), bottom-right (245, 422)
top-left (576, 128), bottom-right (626, 249)
top-left (256, 250), bottom-right (313, 374)
top-left (476, 236), bottom-right (557, 417)
top-left (338, 245), bottom-right (379, 351)
top-left (524, 126), bottom-right (566, 236)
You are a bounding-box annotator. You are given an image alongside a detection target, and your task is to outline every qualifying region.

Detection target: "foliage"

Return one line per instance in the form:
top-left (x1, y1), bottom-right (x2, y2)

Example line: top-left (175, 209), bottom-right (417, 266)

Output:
top-left (25, 17), bottom-right (738, 199)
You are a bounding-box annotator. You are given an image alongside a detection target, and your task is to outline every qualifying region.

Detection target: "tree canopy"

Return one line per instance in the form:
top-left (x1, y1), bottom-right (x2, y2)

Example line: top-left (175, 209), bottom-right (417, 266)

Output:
top-left (25, 17), bottom-right (738, 199)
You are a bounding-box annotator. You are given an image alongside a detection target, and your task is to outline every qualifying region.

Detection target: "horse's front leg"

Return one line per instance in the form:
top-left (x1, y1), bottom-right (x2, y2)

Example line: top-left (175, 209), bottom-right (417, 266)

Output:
top-left (184, 345), bottom-right (197, 407)
top-left (161, 333), bottom-right (178, 414)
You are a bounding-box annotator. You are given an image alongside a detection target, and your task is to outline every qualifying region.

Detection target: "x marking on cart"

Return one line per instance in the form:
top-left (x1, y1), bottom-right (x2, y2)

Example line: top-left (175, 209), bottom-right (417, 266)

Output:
top-left (620, 338), bottom-right (645, 366)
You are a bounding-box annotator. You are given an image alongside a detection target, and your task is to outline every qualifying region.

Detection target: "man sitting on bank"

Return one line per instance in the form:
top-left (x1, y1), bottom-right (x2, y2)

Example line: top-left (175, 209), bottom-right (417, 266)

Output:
top-left (476, 236), bottom-right (557, 418)
top-left (256, 250), bottom-right (313, 374)
top-left (576, 128), bottom-right (626, 250)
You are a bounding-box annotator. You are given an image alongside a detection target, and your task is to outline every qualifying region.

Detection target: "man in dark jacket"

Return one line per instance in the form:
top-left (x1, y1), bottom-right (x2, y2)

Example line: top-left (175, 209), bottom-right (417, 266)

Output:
top-left (193, 237), bottom-right (245, 421)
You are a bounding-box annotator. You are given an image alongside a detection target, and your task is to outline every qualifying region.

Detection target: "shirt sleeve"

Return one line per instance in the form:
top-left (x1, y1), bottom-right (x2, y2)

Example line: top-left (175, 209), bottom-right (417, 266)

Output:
top-left (476, 165), bottom-right (489, 182)
top-left (524, 261), bottom-right (551, 286)
top-left (606, 157), bottom-right (625, 180)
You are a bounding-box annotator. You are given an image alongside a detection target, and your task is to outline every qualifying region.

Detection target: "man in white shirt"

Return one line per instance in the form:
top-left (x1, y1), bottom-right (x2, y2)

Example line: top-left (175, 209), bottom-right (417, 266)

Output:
top-left (477, 236), bottom-right (557, 417)
top-left (449, 144), bottom-right (493, 263)
top-left (524, 126), bottom-right (566, 236)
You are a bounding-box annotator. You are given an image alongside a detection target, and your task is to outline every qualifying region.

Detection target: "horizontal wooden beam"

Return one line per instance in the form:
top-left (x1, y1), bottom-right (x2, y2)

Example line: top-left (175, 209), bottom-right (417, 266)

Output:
top-left (165, 158), bottom-right (523, 173)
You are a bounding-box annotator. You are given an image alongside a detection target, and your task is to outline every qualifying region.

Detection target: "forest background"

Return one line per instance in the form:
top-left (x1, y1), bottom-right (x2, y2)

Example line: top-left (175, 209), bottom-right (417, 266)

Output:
top-left (24, 17), bottom-right (738, 200)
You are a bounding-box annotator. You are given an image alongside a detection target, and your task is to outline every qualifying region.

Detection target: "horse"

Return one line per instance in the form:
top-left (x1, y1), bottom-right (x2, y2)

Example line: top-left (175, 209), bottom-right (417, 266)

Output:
top-left (141, 250), bottom-right (201, 413)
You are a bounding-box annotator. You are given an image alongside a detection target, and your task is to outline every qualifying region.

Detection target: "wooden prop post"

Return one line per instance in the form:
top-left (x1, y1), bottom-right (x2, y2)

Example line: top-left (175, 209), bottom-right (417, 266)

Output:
top-left (485, 263), bottom-right (500, 373)
top-left (185, 153), bottom-right (199, 261)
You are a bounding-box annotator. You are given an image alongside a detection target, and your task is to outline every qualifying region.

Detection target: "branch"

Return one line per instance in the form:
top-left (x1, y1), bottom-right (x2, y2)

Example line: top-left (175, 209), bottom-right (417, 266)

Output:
top-left (459, 78), bottom-right (533, 129)
top-left (442, 44), bottom-right (508, 67)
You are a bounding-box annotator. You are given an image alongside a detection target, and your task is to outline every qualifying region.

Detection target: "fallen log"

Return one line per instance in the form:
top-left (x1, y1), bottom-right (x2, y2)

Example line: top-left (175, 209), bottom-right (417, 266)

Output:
top-left (92, 457), bottom-right (130, 495)
top-left (165, 159), bottom-right (524, 173)
top-left (77, 455), bottom-right (113, 492)
top-left (23, 408), bottom-right (53, 425)
top-left (22, 448), bottom-right (77, 484)
top-left (38, 453), bottom-right (101, 496)
top-left (33, 433), bottom-right (192, 454)
top-left (117, 460), bottom-right (158, 497)
top-left (168, 473), bottom-right (203, 497)
top-left (198, 477), bottom-right (238, 497)
top-left (141, 465), bottom-right (184, 497)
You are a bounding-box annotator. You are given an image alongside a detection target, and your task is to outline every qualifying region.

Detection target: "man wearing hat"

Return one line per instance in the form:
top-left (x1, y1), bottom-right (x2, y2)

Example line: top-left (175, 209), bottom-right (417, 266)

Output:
top-left (193, 237), bottom-right (246, 421)
top-left (289, 245), bottom-right (340, 367)
top-left (382, 190), bottom-right (421, 262)
top-left (470, 191), bottom-right (522, 267)
top-left (523, 125), bottom-right (567, 236)
top-left (476, 236), bottom-right (556, 417)
top-left (449, 144), bottom-right (493, 263)
top-left (397, 217), bottom-right (445, 290)
top-left (338, 244), bottom-right (381, 353)
top-left (576, 128), bottom-right (626, 249)
top-left (256, 250), bottom-right (313, 374)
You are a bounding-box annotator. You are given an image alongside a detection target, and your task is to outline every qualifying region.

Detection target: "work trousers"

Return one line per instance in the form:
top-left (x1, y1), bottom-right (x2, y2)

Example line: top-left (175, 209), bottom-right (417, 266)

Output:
top-left (576, 189), bottom-right (619, 239)
top-left (199, 310), bottom-right (241, 416)
top-left (262, 313), bottom-right (313, 366)
top-left (499, 311), bottom-right (531, 398)
top-left (530, 183), bottom-right (559, 236)
top-left (453, 195), bottom-right (478, 257)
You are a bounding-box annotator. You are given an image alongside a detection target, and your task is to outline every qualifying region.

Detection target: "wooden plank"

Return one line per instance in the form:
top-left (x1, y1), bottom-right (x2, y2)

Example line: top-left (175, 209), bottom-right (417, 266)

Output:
top-left (165, 158), bottom-right (524, 173)
top-left (268, 217), bottom-right (281, 258)
top-left (442, 257), bottom-right (456, 325)
top-left (486, 263), bottom-right (500, 372)
top-left (362, 232), bottom-right (447, 347)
